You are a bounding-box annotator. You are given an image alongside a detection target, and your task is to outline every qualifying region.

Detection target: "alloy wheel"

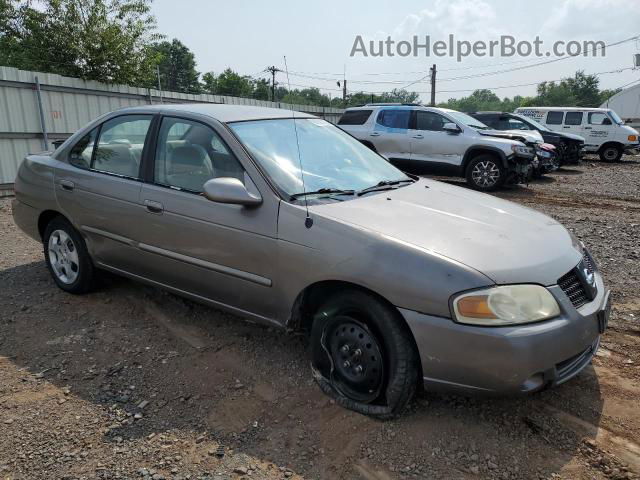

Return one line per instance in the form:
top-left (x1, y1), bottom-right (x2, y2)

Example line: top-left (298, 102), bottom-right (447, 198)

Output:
top-left (471, 160), bottom-right (501, 187)
top-left (48, 229), bottom-right (80, 284)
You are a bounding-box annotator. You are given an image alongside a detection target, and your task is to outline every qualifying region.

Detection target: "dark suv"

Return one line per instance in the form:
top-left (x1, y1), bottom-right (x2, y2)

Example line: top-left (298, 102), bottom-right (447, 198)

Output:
top-left (471, 112), bottom-right (585, 166)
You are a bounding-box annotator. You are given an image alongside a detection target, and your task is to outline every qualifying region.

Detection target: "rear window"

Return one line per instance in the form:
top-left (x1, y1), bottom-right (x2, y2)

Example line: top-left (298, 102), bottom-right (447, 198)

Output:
top-left (546, 111), bottom-right (564, 125)
top-left (338, 110), bottom-right (373, 125)
top-left (376, 109), bottom-right (411, 129)
top-left (564, 112), bottom-right (583, 126)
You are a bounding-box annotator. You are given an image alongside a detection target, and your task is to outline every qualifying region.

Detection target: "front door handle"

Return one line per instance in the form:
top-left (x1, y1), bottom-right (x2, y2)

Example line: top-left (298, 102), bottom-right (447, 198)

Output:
top-left (412, 134), bottom-right (424, 139)
top-left (144, 200), bottom-right (164, 214)
top-left (584, 127), bottom-right (592, 130)
top-left (370, 132), bottom-right (381, 137)
top-left (59, 179), bottom-right (75, 191)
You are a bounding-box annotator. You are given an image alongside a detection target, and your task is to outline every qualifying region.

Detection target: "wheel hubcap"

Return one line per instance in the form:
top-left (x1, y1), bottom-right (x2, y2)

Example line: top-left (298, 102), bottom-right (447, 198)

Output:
top-left (48, 230), bottom-right (79, 284)
top-left (603, 148), bottom-right (617, 160)
top-left (322, 316), bottom-right (384, 403)
top-left (471, 160), bottom-right (500, 187)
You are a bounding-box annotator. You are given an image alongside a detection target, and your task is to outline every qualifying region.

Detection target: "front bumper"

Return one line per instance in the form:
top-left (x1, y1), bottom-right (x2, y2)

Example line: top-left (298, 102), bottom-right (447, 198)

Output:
top-left (400, 273), bottom-right (609, 394)
top-left (624, 145), bottom-right (639, 156)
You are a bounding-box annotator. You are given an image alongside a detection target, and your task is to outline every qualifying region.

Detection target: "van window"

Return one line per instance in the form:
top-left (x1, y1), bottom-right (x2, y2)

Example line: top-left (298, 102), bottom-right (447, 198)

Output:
top-left (338, 110), bottom-right (373, 125)
top-left (546, 111), bottom-right (564, 125)
top-left (376, 109), bottom-right (410, 129)
top-left (564, 112), bottom-right (583, 126)
top-left (589, 113), bottom-right (612, 125)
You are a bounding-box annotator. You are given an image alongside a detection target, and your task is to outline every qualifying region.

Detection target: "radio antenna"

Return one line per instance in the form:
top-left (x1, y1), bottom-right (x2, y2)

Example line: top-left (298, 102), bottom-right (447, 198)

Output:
top-left (283, 55), bottom-right (313, 228)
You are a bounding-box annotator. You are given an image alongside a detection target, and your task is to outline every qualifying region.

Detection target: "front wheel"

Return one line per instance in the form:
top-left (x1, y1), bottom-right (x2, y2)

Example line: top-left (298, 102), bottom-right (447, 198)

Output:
top-left (465, 154), bottom-right (505, 191)
top-left (43, 216), bottom-right (96, 294)
top-left (310, 290), bottom-right (419, 419)
top-left (599, 144), bottom-right (623, 162)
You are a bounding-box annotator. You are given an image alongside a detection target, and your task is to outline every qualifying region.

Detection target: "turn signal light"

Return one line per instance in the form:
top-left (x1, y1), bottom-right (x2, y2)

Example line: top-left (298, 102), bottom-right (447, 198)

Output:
top-left (629, 135), bottom-right (638, 142)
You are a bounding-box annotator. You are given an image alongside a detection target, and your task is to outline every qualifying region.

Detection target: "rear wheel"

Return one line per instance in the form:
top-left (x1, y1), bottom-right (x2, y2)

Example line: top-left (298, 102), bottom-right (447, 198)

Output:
top-left (43, 217), bottom-right (95, 294)
top-left (310, 289), bottom-right (419, 419)
top-left (466, 154), bottom-right (505, 191)
top-left (599, 144), bottom-right (623, 162)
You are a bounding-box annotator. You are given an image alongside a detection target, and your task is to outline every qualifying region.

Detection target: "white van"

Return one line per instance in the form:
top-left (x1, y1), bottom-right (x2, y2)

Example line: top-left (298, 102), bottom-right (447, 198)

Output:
top-left (515, 107), bottom-right (639, 162)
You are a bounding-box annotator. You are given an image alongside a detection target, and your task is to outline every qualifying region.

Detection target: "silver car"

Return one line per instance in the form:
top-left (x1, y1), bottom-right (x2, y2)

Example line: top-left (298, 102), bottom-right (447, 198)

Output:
top-left (12, 104), bottom-right (611, 418)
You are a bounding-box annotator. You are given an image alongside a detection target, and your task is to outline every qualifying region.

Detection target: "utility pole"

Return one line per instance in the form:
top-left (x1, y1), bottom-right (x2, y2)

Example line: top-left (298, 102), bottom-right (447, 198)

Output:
top-left (266, 66), bottom-right (281, 102)
top-left (343, 79), bottom-right (347, 105)
top-left (156, 65), bottom-right (163, 104)
top-left (430, 64), bottom-right (436, 107)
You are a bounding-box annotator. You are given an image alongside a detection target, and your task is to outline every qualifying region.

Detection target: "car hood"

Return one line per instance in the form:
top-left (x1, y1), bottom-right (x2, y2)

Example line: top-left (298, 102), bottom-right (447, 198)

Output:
top-left (311, 179), bottom-right (582, 286)
top-left (480, 129), bottom-right (543, 144)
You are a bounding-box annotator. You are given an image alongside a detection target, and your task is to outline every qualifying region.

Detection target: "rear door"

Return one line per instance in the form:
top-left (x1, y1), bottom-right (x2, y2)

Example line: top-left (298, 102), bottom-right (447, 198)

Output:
top-left (409, 110), bottom-right (464, 166)
top-left (562, 111), bottom-right (585, 137)
top-left (370, 108), bottom-right (412, 160)
top-left (131, 115), bottom-right (280, 320)
top-left (55, 114), bottom-right (154, 270)
top-left (583, 111), bottom-right (616, 150)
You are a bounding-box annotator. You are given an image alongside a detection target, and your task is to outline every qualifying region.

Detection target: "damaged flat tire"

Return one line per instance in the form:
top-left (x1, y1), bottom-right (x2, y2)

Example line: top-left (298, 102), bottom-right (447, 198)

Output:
top-left (310, 289), bottom-right (419, 419)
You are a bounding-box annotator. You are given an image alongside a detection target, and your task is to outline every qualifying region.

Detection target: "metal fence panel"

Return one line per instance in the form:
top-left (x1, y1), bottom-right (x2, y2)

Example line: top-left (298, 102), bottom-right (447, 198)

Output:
top-left (0, 66), bottom-right (344, 187)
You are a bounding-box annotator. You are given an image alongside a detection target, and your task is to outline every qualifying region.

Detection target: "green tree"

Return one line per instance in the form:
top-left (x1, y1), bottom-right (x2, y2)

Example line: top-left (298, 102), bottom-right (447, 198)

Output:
top-left (152, 39), bottom-right (200, 93)
top-left (253, 78), bottom-right (271, 100)
top-left (202, 68), bottom-right (254, 97)
top-left (0, 0), bottom-right (160, 85)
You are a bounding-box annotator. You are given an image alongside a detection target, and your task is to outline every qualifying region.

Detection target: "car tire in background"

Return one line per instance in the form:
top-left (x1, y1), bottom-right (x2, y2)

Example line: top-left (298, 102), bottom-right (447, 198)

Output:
top-left (598, 144), bottom-right (623, 162)
top-left (465, 154), bottom-right (505, 192)
top-left (43, 216), bottom-right (96, 294)
top-left (309, 289), bottom-right (419, 420)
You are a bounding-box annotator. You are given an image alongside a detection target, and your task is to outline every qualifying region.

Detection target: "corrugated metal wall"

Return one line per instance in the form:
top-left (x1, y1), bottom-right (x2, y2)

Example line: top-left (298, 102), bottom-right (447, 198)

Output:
top-left (0, 66), bottom-right (345, 192)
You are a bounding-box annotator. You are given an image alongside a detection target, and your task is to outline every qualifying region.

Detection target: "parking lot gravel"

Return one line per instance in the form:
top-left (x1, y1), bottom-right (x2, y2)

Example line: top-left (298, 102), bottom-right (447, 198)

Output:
top-left (1, 155), bottom-right (639, 480)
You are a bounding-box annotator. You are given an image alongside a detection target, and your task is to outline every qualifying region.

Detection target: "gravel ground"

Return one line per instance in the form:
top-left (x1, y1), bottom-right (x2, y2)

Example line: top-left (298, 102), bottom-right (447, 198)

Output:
top-left (1, 155), bottom-right (639, 480)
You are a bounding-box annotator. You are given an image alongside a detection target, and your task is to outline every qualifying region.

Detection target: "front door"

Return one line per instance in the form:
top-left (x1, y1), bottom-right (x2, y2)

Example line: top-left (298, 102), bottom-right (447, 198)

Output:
top-left (131, 116), bottom-right (280, 320)
top-left (409, 110), bottom-right (464, 166)
top-left (583, 111), bottom-right (616, 150)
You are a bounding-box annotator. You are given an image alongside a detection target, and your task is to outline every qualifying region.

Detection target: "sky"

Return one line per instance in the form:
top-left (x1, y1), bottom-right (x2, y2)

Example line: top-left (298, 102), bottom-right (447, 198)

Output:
top-left (153, 0), bottom-right (640, 103)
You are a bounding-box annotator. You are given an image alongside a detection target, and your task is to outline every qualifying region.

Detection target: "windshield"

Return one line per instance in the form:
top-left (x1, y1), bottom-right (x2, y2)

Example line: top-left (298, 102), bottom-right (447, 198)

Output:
top-left (512, 113), bottom-right (551, 132)
top-left (447, 111), bottom-right (490, 130)
top-left (229, 118), bottom-right (411, 199)
top-left (608, 110), bottom-right (624, 125)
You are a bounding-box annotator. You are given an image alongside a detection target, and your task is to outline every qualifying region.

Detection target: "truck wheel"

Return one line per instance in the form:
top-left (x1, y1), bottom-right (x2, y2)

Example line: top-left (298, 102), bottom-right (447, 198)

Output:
top-left (466, 154), bottom-right (505, 191)
top-left (43, 216), bottom-right (96, 294)
top-left (599, 144), bottom-right (622, 162)
top-left (310, 289), bottom-right (419, 420)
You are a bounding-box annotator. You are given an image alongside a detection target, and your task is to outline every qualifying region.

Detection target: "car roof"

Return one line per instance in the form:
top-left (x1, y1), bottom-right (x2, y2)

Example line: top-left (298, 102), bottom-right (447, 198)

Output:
top-left (516, 107), bottom-right (610, 113)
top-left (115, 103), bottom-right (316, 123)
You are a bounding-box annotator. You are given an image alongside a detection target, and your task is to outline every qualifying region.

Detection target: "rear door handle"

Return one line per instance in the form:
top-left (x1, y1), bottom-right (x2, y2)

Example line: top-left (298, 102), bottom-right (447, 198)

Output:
top-left (370, 132), bottom-right (381, 137)
top-left (412, 134), bottom-right (424, 139)
top-left (59, 180), bottom-right (75, 191)
top-left (144, 200), bottom-right (164, 214)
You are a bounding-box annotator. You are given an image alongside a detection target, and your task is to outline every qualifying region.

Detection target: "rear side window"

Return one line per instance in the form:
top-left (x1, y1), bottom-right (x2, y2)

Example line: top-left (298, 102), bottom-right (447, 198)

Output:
top-left (546, 111), bottom-right (564, 125)
top-left (338, 110), bottom-right (373, 125)
top-left (564, 112), bottom-right (583, 126)
top-left (376, 109), bottom-right (410, 129)
top-left (93, 115), bottom-right (152, 179)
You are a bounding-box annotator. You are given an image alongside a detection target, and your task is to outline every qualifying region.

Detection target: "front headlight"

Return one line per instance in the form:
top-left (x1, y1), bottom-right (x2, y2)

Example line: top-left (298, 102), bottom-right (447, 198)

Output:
top-left (511, 144), bottom-right (534, 157)
top-left (452, 285), bottom-right (560, 326)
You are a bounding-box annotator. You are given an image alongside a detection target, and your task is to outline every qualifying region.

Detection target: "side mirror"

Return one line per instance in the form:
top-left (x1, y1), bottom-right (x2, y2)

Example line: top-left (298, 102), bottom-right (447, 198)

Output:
top-left (203, 177), bottom-right (262, 207)
top-left (443, 122), bottom-right (461, 134)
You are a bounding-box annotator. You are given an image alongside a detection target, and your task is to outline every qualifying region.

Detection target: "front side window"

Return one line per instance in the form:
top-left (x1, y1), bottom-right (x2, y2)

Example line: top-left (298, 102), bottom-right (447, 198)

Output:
top-left (546, 111), bottom-right (564, 125)
top-left (68, 127), bottom-right (98, 169)
top-left (414, 111), bottom-right (447, 131)
top-left (93, 115), bottom-right (152, 178)
top-left (376, 109), bottom-right (411, 129)
top-left (154, 117), bottom-right (245, 193)
top-left (229, 118), bottom-right (410, 199)
top-left (564, 112), bottom-right (583, 126)
top-left (589, 112), bottom-right (611, 125)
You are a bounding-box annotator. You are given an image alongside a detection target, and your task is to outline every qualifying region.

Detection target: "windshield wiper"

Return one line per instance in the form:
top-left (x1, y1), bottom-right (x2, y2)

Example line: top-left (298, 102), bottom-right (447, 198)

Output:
top-left (289, 188), bottom-right (355, 200)
top-left (357, 179), bottom-right (414, 196)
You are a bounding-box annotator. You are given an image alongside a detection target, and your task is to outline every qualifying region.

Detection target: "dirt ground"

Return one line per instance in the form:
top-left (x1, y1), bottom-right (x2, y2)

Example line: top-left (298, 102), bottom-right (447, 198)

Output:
top-left (1, 155), bottom-right (639, 480)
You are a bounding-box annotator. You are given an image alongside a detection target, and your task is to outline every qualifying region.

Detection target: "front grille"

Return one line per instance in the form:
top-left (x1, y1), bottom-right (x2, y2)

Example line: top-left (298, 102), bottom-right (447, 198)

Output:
top-left (557, 250), bottom-right (596, 309)
top-left (558, 270), bottom-right (589, 308)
